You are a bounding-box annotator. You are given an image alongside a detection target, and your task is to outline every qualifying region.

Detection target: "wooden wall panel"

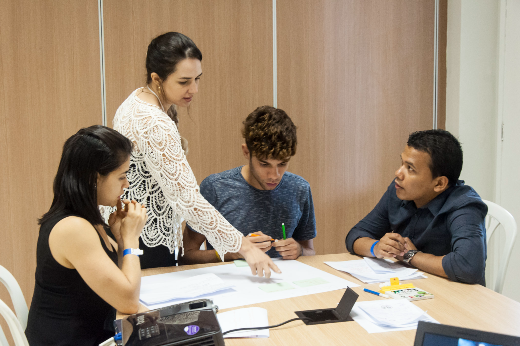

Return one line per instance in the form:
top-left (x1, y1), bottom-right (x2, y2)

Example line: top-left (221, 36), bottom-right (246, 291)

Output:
top-left (277, 0), bottom-right (435, 255)
top-left (437, 0), bottom-right (448, 129)
top-left (0, 0), bottom-right (101, 327)
top-left (103, 0), bottom-right (273, 180)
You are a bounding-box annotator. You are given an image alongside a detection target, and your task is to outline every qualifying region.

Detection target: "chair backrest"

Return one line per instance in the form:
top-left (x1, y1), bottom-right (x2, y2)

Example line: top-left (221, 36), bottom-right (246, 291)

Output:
top-left (0, 299), bottom-right (29, 346)
top-left (483, 200), bottom-right (518, 294)
top-left (0, 323), bottom-right (9, 346)
top-left (0, 266), bottom-right (28, 329)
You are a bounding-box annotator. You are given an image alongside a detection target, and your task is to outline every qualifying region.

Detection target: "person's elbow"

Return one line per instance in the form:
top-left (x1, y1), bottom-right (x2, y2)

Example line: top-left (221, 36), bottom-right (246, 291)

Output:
top-left (118, 302), bottom-right (139, 315)
top-left (114, 291), bottom-right (141, 314)
top-left (118, 301), bottom-right (140, 315)
top-left (455, 264), bottom-right (485, 285)
top-left (444, 254), bottom-right (485, 285)
top-left (304, 248), bottom-right (316, 256)
top-left (178, 248), bottom-right (196, 265)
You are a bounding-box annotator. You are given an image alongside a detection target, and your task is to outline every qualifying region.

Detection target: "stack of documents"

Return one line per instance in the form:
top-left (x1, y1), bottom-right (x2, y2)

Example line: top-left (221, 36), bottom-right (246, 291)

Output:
top-left (351, 299), bottom-right (438, 333)
top-left (324, 257), bottom-right (426, 283)
top-left (140, 273), bottom-right (235, 306)
top-left (140, 260), bottom-right (358, 310)
top-left (217, 307), bottom-right (269, 338)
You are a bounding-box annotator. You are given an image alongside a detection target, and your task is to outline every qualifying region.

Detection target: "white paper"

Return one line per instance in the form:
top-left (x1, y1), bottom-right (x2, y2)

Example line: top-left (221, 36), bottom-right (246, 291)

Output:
top-left (358, 299), bottom-right (426, 327)
top-left (140, 259), bottom-right (359, 310)
top-left (363, 257), bottom-right (416, 274)
top-left (351, 300), bottom-right (438, 333)
top-left (324, 259), bottom-right (427, 283)
top-left (140, 273), bottom-right (235, 305)
top-left (218, 307), bottom-right (269, 338)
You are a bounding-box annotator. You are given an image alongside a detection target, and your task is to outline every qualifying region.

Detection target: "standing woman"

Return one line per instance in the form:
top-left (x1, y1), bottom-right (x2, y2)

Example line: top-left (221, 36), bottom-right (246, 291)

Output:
top-left (25, 126), bottom-right (147, 345)
top-left (114, 32), bottom-right (279, 276)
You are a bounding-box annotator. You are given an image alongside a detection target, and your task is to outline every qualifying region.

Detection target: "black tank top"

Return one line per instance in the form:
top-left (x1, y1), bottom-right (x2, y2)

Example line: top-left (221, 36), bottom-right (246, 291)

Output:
top-left (26, 210), bottom-right (118, 345)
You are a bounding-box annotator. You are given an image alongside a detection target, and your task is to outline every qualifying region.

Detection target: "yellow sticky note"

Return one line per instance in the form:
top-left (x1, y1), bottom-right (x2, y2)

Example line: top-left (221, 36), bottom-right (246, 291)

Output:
top-left (380, 283), bottom-right (415, 292)
top-left (390, 277), bottom-right (400, 286)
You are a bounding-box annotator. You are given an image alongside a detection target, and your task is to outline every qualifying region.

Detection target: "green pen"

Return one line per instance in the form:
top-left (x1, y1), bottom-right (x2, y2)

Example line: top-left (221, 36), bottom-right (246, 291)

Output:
top-left (282, 223), bottom-right (286, 240)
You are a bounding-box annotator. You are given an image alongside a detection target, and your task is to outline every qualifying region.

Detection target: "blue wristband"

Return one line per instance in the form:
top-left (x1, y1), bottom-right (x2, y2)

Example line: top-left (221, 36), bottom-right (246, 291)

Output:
top-left (123, 248), bottom-right (143, 257)
top-left (370, 241), bottom-right (379, 257)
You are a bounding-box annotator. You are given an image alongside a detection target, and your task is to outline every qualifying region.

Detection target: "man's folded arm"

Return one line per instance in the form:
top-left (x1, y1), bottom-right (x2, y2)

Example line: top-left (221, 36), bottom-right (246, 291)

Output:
top-left (346, 189), bottom-right (392, 254)
top-left (441, 206), bottom-right (487, 284)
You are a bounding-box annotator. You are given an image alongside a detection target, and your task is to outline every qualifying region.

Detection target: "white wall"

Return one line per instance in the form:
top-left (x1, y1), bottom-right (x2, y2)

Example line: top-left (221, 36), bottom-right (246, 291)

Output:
top-left (495, 0), bottom-right (520, 302)
top-left (446, 0), bottom-right (520, 302)
top-left (446, 0), bottom-right (499, 201)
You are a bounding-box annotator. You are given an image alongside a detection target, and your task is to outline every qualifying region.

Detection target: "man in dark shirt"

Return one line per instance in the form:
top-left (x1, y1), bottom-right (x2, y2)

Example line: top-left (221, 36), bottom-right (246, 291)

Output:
top-left (345, 129), bottom-right (487, 285)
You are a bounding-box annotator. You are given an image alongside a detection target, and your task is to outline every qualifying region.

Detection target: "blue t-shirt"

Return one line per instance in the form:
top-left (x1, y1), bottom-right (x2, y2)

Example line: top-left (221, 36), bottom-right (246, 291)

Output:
top-left (187, 166), bottom-right (317, 258)
top-left (345, 180), bottom-right (487, 285)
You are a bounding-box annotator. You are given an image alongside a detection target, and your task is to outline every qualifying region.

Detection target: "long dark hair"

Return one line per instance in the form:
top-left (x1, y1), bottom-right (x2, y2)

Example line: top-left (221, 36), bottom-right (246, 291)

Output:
top-left (146, 32), bottom-right (202, 124)
top-left (146, 32), bottom-right (202, 84)
top-left (39, 125), bottom-right (133, 226)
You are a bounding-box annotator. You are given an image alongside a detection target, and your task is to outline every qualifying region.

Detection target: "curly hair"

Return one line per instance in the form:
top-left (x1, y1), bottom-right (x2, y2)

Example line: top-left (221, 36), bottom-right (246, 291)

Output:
top-left (242, 106), bottom-right (297, 160)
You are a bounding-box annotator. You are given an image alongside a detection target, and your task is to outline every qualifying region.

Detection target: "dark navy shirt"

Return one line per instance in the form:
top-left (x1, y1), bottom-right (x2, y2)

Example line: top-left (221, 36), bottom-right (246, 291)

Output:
top-left (345, 180), bottom-right (487, 285)
top-left (187, 166), bottom-right (317, 258)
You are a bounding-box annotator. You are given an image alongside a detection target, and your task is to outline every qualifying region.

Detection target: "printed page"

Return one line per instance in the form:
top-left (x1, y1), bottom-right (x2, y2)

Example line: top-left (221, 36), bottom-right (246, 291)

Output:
top-left (357, 299), bottom-right (426, 327)
top-left (140, 259), bottom-right (359, 310)
top-left (324, 260), bottom-right (426, 283)
top-left (218, 307), bottom-right (269, 338)
top-left (351, 300), bottom-right (438, 333)
top-left (363, 257), bottom-right (417, 274)
top-left (140, 273), bottom-right (235, 305)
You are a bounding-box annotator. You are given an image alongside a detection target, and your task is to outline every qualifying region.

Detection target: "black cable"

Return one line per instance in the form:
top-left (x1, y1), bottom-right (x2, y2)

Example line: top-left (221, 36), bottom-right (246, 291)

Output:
top-left (222, 317), bottom-right (309, 335)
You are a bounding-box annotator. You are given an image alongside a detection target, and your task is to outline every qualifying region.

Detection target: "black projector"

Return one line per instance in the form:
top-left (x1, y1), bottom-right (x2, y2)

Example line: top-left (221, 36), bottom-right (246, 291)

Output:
top-left (116, 299), bottom-right (225, 346)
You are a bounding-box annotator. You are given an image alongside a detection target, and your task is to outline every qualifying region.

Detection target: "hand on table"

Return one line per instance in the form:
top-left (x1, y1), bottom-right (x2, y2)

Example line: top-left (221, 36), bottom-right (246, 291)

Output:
top-left (373, 232), bottom-right (406, 259)
top-left (238, 237), bottom-right (281, 278)
top-left (273, 238), bottom-right (302, 260)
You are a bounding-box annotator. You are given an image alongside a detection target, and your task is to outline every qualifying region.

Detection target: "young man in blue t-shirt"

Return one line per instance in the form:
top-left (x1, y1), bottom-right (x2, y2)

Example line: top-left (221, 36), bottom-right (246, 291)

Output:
top-left (180, 106), bottom-right (316, 264)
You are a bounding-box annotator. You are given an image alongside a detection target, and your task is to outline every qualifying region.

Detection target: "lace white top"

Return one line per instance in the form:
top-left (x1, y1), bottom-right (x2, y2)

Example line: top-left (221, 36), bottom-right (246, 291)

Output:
top-left (113, 88), bottom-right (243, 258)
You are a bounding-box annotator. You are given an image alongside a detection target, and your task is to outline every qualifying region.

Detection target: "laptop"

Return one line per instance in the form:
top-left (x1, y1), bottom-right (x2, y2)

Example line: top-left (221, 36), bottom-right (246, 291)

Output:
top-left (414, 321), bottom-right (520, 346)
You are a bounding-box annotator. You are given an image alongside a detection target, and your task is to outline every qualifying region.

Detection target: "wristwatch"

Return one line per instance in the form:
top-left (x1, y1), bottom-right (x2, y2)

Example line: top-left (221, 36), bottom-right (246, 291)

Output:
top-left (402, 250), bottom-right (419, 264)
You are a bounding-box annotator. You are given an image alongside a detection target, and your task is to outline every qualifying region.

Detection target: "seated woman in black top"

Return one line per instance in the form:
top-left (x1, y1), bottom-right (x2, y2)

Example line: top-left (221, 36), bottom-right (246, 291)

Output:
top-left (25, 125), bottom-right (147, 345)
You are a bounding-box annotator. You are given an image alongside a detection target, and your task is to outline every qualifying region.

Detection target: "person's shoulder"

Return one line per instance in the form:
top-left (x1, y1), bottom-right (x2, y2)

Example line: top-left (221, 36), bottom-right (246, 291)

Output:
top-left (283, 172), bottom-right (311, 189)
top-left (443, 181), bottom-right (487, 214)
top-left (116, 89), bottom-right (170, 126)
top-left (51, 216), bottom-right (97, 242)
top-left (200, 167), bottom-right (244, 196)
top-left (447, 182), bottom-right (484, 203)
top-left (117, 89), bottom-right (142, 111)
top-left (202, 167), bottom-right (242, 186)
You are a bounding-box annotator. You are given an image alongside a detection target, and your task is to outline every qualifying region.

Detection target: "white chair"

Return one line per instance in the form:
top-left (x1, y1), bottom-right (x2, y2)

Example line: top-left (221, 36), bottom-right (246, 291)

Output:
top-left (0, 299), bottom-right (29, 346)
top-left (0, 321), bottom-right (8, 346)
top-left (483, 200), bottom-right (518, 294)
top-left (0, 266), bottom-right (28, 329)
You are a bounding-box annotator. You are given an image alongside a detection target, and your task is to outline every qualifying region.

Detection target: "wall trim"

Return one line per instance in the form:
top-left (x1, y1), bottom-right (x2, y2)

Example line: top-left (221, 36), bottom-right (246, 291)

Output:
top-left (433, 0), bottom-right (439, 129)
top-left (273, 0), bottom-right (277, 107)
top-left (98, 0), bottom-right (107, 126)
